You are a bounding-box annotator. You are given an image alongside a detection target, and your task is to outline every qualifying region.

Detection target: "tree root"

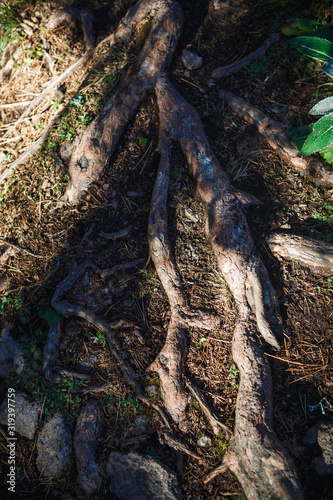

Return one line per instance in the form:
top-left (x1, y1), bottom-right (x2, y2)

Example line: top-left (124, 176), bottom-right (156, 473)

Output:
top-left (48, 1), bottom-right (304, 496)
top-left (153, 76), bottom-right (303, 498)
top-left (219, 89), bottom-right (333, 188)
top-left (147, 126), bottom-right (220, 430)
top-left (63, 0), bottom-right (183, 204)
top-left (211, 34), bottom-right (280, 79)
top-left (51, 259), bottom-right (172, 429)
top-left (267, 232), bottom-right (333, 275)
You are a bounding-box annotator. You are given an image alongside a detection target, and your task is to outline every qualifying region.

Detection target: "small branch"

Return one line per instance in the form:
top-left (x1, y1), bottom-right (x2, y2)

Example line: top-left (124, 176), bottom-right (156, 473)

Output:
top-left (0, 100), bottom-right (32, 110)
top-left (51, 258), bottom-right (170, 427)
top-left (185, 379), bottom-right (232, 437)
top-left (0, 115), bottom-right (58, 185)
top-left (0, 238), bottom-right (48, 259)
top-left (204, 462), bottom-right (229, 484)
top-left (159, 429), bottom-right (202, 460)
top-left (211, 34), bottom-right (280, 78)
top-left (81, 381), bottom-right (117, 395)
top-left (219, 89), bottom-right (333, 188)
top-left (267, 232), bottom-right (333, 274)
top-left (43, 322), bottom-right (62, 381)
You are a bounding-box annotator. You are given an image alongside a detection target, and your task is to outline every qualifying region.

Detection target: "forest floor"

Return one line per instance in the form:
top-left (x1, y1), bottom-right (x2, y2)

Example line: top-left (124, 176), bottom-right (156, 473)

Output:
top-left (0, 0), bottom-right (332, 498)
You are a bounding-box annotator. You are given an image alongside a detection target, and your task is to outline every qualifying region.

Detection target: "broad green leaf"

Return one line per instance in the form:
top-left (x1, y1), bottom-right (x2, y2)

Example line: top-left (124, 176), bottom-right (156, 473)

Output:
top-left (286, 125), bottom-right (310, 150)
top-left (323, 60), bottom-right (333, 78)
top-left (301, 114), bottom-right (333, 155)
top-left (282, 18), bottom-right (333, 40)
top-left (310, 96), bottom-right (333, 115)
top-left (289, 36), bottom-right (333, 63)
top-left (320, 145), bottom-right (333, 164)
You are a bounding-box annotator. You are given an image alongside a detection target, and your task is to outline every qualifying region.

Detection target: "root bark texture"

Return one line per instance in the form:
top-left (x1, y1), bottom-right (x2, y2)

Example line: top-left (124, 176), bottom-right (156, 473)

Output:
top-left (220, 89), bottom-right (333, 188)
top-left (51, 0), bottom-right (305, 497)
top-left (267, 232), bottom-right (333, 275)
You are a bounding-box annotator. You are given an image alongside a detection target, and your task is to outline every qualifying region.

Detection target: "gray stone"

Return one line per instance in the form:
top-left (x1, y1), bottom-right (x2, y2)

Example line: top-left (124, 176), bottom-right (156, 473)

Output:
top-left (74, 400), bottom-right (105, 496)
top-left (0, 391), bottom-right (42, 439)
top-left (37, 412), bottom-right (72, 478)
top-left (145, 385), bottom-right (158, 397)
top-left (303, 420), bottom-right (333, 475)
top-left (181, 49), bottom-right (203, 71)
top-left (106, 451), bottom-right (182, 500)
top-left (134, 415), bottom-right (147, 434)
top-left (0, 325), bottom-right (24, 379)
top-left (197, 434), bottom-right (212, 448)
top-left (76, 354), bottom-right (98, 374)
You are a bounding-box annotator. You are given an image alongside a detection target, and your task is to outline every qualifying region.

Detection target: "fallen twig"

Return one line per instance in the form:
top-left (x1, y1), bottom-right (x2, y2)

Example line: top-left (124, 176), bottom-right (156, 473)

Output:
top-left (0, 100), bottom-right (32, 109)
top-left (219, 89), bottom-right (333, 188)
top-left (159, 429), bottom-right (202, 460)
top-left (185, 379), bottom-right (231, 437)
top-left (212, 34), bottom-right (280, 78)
top-left (0, 238), bottom-right (48, 259)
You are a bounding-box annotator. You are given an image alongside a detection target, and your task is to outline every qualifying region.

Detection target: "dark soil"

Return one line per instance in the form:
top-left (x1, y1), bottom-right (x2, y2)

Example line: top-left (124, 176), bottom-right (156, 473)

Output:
top-left (0, 0), bottom-right (332, 499)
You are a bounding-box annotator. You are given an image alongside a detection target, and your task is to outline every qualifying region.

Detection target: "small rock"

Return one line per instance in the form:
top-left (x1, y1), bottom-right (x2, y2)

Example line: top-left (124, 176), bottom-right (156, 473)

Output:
top-left (145, 385), bottom-right (158, 397)
top-left (0, 325), bottom-right (24, 379)
top-left (184, 208), bottom-right (199, 223)
top-left (0, 391), bottom-right (42, 439)
top-left (212, 0), bottom-right (232, 9)
top-left (197, 434), bottom-right (212, 448)
top-left (181, 49), bottom-right (203, 70)
top-left (106, 451), bottom-right (182, 500)
top-left (76, 355), bottom-right (99, 374)
top-left (186, 243), bottom-right (200, 262)
top-left (74, 400), bottom-right (105, 496)
top-left (37, 412), bottom-right (72, 478)
top-left (303, 420), bottom-right (333, 475)
top-left (134, 415), bottom-right (147, 435)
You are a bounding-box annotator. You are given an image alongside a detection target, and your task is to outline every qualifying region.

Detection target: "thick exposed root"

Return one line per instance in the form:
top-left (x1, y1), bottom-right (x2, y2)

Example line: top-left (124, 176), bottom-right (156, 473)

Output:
top-left (64, 0), bottom-right (183, 204)
top-left (267, 232), bottom-right (333, 275)
top-left (154, 76), bottom-right (303, 498)
top-left (220, 89), bottom-right (333, 188)
top-left (223, 322), bottom-right (303, 500)
top-left (148, 128), bottom-right (220, 430)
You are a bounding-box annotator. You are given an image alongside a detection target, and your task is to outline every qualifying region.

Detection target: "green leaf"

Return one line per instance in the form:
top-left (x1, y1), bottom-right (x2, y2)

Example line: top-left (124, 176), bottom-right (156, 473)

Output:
top-left (320, 145), bottom-right (333, 164)
top-left (289, 36), bottom-right (333, 63)
top-left (301, 114), bottom-right (333, 155)
top-left (282, 19), bottom-right (333, 39)
top-left (310, 96), bottom-right (333, 115)
top-left (38, 308), bottom-right (60, 327)
top-left (286, 125), bottom-right (311, 150)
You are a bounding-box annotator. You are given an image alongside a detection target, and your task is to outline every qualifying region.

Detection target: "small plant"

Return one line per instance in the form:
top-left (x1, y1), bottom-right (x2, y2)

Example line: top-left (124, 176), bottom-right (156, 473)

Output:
top-left (0, 1), bottom-right (22, 53)
top-left (119, 395), bottom-right (140, 413)
top-left (228, 363), bottom-right (240, 388)
top-left (95, 330), bottom-right (107, 347)
top-left (0, 296), bottom-right (11, 313)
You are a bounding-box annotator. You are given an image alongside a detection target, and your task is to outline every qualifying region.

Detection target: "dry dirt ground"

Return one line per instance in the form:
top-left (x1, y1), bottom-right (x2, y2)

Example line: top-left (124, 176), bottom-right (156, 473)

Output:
top-left (0, 0), bottom-right (332, 498)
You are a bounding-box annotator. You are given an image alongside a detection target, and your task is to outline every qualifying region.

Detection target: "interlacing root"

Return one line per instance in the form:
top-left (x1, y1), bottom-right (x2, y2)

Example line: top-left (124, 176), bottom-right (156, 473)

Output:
top-left (219, 89), bottom-right (333, 188)
top-left (43, 0), bottom-right (305, 497)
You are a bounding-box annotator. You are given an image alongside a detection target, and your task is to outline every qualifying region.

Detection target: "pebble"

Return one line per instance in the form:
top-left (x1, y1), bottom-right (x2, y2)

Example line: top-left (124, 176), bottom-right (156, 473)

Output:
top-left (181, 49), bottom-right (203, 70)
